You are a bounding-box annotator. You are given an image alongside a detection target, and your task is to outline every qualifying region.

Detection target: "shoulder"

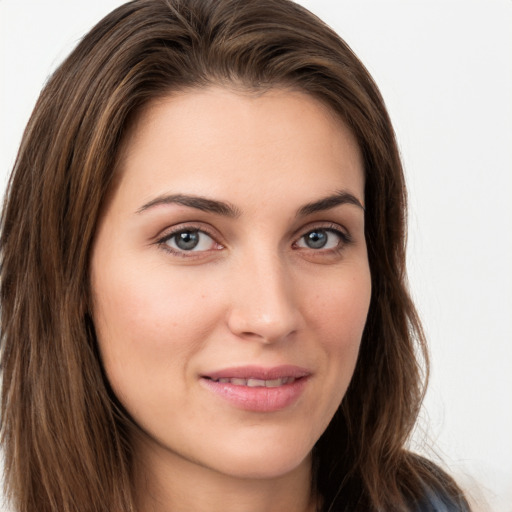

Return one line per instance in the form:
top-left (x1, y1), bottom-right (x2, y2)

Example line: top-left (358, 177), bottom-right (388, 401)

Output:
top-left (322, 455), bottom-right (471, 512)
top-left (413, 486), bottom-right (471, 512)
top-left (412, 457), bottom-right (471, 512)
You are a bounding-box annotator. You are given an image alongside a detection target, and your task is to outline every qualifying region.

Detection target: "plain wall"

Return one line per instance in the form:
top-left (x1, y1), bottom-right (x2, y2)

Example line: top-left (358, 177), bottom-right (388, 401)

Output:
top-left (1, 1), bottom-right (511, 511)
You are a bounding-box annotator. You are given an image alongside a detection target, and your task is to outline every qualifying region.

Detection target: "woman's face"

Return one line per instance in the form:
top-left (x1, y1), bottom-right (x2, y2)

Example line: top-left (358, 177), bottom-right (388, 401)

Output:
top-left (90, 87), bottom-right (371, 481)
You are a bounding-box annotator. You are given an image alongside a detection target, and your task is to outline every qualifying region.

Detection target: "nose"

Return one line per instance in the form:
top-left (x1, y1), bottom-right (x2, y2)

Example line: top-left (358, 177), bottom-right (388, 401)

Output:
top-left (226, 253), bottom-right (301, 344)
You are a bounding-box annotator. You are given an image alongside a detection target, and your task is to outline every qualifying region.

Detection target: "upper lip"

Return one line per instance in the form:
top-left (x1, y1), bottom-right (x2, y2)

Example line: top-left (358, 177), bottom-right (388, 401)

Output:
top-left (202, 365), bottom-right (311, 380)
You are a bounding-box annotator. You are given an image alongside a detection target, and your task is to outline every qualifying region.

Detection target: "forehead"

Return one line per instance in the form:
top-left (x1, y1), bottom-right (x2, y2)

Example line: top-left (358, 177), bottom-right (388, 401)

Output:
top-left (114, 86), bottom-right (364, 209)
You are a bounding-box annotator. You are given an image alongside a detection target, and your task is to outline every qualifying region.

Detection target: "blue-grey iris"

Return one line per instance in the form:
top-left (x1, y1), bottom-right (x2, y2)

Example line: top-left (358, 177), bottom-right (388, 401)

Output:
top-left (175, 231), bottom-right (200, 250)
top-left (305, 230), bottom-right (328, 249)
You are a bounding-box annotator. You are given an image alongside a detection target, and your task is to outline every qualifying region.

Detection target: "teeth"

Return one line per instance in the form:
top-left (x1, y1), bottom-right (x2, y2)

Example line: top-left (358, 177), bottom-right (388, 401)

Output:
top-left (265, 378), bottom-right (285, 388)
top-left (247, 378), bottom-right (266, 387)
top-left (211, 377), bottom-right (296, 387)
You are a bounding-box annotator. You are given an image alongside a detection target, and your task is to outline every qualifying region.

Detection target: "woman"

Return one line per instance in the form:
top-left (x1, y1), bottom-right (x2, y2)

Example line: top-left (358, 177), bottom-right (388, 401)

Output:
top-left (1, 1), bottom-right (472, 511)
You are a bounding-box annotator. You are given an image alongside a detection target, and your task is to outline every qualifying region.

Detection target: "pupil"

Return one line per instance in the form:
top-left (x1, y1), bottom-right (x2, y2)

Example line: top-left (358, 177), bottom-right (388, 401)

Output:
top-left (306, 230), bottom-right (327, 249)
top-left (176, 231), bottom-right (199, 250)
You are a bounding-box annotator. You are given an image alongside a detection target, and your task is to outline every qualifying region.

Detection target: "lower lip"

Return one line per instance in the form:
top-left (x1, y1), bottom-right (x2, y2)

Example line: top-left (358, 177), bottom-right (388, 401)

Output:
top-left (200, 377), bottom-right (309, 412)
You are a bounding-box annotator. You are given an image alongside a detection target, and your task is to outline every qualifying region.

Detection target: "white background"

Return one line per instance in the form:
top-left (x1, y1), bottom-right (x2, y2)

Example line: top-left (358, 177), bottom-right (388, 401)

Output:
top-left (1, 1), bottom-right (511, 511)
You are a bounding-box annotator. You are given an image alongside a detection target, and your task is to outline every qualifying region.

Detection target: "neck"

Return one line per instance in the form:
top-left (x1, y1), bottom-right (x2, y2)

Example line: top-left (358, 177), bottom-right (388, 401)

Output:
top-left (132, 435), bottom-right (318, 512)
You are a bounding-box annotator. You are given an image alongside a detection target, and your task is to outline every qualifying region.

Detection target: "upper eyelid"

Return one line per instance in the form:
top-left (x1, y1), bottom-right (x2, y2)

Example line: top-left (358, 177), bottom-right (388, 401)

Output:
top-left (294, 227), bottom-right (350, 249)
top-left (156, 223), bottom-right (219, 243)
top-left (154, 221), bottom-right (351, 250)
top-left (156, 226), bottom-right (221, 257)
top-left (292, 221), bottom-right (349, 241)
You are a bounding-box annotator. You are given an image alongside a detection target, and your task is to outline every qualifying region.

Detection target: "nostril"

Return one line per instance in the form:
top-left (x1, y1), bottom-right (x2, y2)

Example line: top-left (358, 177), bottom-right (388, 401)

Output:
top-left (225, 270), bottom-right (301, 342)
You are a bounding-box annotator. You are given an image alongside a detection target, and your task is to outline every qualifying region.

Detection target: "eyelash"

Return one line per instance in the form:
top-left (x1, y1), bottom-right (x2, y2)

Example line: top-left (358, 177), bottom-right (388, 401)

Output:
top-left (156, 224), bottom-right (221, 258)
top-left (156, 223), bottom-right (352, 258)
top-left (293, 224), bottom-right (352, 254)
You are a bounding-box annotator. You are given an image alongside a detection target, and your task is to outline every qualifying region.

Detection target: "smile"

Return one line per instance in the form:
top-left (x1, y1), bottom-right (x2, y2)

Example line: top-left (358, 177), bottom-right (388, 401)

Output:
top-left (200, 366), bottom-right (310, 412)
top-left (205, 377), bottom-right (297, 387)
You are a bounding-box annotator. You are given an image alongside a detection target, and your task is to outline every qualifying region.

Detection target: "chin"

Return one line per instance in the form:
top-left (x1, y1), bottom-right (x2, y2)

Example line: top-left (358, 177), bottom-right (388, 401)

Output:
top-left (207, 437), bottom-right (314, 480)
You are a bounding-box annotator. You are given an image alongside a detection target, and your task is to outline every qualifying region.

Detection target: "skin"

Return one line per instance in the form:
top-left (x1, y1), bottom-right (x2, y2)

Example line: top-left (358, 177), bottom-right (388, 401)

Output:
top-left (90, 87), bottom-right (371, 512)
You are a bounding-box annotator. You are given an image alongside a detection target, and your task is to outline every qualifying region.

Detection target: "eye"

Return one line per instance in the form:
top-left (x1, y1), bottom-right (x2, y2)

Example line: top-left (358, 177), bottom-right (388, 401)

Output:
top-left (161, 229), bottom-right (218, 253)
top-left (295, 228), bottom-right (346, 250)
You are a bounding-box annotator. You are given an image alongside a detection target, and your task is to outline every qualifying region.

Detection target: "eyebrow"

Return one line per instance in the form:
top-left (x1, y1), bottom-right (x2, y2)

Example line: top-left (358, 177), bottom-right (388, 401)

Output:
top-left (136, 193), bottom-right (241, 217)
top-left (136, 190), bottom-right (364, 217)
top-left (296, 190), bottom-right (365, 216)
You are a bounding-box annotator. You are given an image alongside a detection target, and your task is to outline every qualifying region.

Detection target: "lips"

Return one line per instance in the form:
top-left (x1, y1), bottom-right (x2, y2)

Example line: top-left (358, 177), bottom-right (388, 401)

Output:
top-left (203, 365), bottom-right (310, 381)
top-left (207, 376), bottom-right (297, 387)
top-left (200, 365), bottom-right (310, 412)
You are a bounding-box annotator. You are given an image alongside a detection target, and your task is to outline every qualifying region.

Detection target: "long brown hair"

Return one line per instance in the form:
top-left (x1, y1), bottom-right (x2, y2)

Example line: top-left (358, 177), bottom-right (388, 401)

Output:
top-left (1, 1), bottom-right (469, 511)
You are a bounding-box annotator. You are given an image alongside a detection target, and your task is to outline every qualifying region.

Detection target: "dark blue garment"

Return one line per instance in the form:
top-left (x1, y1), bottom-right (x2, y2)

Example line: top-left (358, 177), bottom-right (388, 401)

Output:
top-left (416, 486), bottom-right (471, 512)
top-left (323, 483), bottom-right (471, 511)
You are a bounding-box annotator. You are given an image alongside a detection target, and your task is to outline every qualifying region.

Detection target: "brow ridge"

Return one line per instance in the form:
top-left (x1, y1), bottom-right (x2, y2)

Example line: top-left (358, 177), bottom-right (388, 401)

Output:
top-left (137, 193), bottom-right (241, 217)
top-left (297, 190), bottom-right (365, 216)
top-left (137, 190), bottom-right (363, 217)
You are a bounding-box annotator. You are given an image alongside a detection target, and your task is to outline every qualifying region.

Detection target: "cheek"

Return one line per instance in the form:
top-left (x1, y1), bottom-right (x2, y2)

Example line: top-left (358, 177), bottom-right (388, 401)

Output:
top-left (302, 265), bottom-right (371, 404)
top-left (305, 266), bottom-right (371, 345)
top-left (95, 257), bottom-right (216, 337)
top-left (90, 261), bottom-right (221, 398)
